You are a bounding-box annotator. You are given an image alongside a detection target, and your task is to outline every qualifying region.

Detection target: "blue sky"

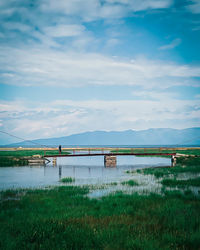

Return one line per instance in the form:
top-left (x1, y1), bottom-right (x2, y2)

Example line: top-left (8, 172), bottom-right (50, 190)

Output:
top-left (0, 0), bottom-right (200, 144)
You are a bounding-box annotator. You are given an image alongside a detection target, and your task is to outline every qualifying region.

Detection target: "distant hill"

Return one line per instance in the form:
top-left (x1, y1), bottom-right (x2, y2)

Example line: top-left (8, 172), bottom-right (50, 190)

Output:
top-left (5, 127), bottom-right (200, 147)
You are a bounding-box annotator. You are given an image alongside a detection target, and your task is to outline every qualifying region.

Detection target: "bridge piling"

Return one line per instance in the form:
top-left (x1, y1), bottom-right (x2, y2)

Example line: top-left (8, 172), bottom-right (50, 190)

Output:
top-left (104, 155), bottom-right (117, 168)
top-left (53, 157), bottom-right (57, 166)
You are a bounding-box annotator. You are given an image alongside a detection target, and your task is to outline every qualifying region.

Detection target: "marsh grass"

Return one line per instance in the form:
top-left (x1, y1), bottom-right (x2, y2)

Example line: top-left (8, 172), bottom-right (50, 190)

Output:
top-left (110, 182), bottom-right (118, 185)
top-left (161, 177), bottom-right (200, 187)
top-left (111, 148), bottom-right (200, 156)
top-left (0, 150), bottom-right (70, 166)
top-left (136, 157), bottom-right (200, 178)
top-left (0, 156), bottom-right (28, 166)
top-left (1, 149), bottom-right (200, 249)
top-left (0, 186), bottom-right (200, 249)
top-left (0, 150), bottom-right (70, 157)
top-left (121, 180), bottom-right (138, 186)
top-left (60, 177), bottom-right (75, 183)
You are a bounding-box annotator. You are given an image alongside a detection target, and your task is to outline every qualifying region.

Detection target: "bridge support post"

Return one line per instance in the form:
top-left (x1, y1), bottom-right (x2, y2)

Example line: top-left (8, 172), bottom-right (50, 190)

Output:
top-left (104, 155), bottom-right (116, 168)
top-left (53, 157), bottom-right (57, 166)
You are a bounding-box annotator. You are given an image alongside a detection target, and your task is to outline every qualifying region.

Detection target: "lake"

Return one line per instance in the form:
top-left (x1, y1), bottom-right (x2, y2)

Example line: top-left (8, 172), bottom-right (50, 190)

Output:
top-left (0, 155), bottom-right (171, 190)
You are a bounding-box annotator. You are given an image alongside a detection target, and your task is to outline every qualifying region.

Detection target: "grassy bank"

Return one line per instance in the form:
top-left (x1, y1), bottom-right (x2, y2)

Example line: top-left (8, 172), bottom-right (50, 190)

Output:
top-left (136, 156), bottom-right (200, 178)
top-left (0, 149), bottom-right (70, 167)
top-left (0, 186), bottom-right (200, 249)
top-left (0, 149), bottom-right (70, 157)
top-left (111, 148), bottom-right (200, 156)
top-left (0, 156), bottom-right (29, 167)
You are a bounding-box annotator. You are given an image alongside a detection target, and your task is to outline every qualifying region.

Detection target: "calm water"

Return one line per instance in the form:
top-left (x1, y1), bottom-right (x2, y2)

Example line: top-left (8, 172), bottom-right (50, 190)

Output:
top-left (0, 155), bottom-right (171, 190)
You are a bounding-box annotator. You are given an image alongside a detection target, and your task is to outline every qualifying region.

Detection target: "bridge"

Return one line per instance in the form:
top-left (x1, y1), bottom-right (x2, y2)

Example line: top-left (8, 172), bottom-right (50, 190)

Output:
top-left (44, 148), bottom-right (177, 167)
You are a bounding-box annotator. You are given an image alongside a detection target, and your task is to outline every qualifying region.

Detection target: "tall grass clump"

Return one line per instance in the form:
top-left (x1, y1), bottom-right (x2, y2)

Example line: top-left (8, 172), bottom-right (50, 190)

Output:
top-left (121, 180), bottom-right (138, 186)
top-left (60, 177), bottom-right (75, 183)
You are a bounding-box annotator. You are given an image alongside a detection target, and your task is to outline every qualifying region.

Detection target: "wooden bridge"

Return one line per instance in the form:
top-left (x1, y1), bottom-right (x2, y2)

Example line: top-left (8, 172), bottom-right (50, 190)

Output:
top-left (44, 152), bottom-right (176, 158)
top-left (44, 148), bottom-right (177, 167)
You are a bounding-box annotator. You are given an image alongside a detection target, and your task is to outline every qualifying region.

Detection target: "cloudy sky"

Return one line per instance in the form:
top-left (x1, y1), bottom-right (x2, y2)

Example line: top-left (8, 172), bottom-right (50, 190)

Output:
top-left (0, 0), bottom-right (200, 144)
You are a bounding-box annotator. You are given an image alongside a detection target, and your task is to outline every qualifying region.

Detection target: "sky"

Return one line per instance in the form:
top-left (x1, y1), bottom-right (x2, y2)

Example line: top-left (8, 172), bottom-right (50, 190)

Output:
top-left (0, 0), bottom-right (200, 144)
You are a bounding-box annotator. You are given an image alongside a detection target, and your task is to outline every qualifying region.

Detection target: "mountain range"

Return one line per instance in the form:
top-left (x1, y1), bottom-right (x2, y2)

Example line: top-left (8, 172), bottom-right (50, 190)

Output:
top-left (5, 127), bottom-right (200, 146)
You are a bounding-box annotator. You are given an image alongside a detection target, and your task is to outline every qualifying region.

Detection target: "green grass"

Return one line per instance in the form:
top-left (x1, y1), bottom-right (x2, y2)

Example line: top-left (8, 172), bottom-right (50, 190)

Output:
top-left (121, 180), bottom-right (138, 186)
top-left (0, 149), bottom-right (70, 157)
top-left (110, 182), bottom-right (118, 185)
top-left (111, 148), bottom-right (200, 156)
top-left (136, 156), bottom-right (200, 178)
top-left (161, 177), bottom-right (200, 187)
top-left (0, 149), bottom-right (70, 167)
top-left (60, 177), bottom-right (75, 183)
top-left (0, 186), bottom-right (200, 249)
top-left (0, 156), bottom-right (28, 167)
top-left (1, 151), bottom-right (200, 248)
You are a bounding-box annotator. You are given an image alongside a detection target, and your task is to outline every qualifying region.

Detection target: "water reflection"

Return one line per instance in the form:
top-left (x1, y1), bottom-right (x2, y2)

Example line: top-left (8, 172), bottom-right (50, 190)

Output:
top-left (0, 155), bottom-right (171, 190)
top-left (59, 165), bottom-right (62, 180)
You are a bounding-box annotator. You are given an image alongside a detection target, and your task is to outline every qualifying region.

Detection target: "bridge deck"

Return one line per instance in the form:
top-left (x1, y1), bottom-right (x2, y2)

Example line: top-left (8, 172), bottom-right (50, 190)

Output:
top-left (45, 152), bottom-right (176, 158)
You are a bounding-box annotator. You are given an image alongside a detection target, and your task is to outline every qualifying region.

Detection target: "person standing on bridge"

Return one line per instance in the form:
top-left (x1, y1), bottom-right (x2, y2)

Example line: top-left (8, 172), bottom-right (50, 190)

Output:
top-left (59, 145), bottom-right (62, 154)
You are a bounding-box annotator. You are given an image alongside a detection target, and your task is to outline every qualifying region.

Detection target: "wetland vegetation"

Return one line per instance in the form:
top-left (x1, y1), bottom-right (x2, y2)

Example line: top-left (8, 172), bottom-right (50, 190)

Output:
top-left (60, 177), bottom-right (75, 183)
top-left (111, 148), bottom-right (200, 156)
top-left (0, 149), bottom-right (70, 167)
top-left (136, 157), bottom-right (200, 178)
top-left (161, 177), bottom-right (200, 187)
top-left (1, 185), bottom-right (200, 249)
top-left (121, 180), bottom-right (138, 186)
top-left (0, 147), bottom-right (200, 249)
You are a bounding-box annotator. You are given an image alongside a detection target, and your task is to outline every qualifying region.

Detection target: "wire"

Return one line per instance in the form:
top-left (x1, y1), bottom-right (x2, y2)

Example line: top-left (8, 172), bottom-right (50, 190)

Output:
top-left (0, 130), bottom-right (51, 148)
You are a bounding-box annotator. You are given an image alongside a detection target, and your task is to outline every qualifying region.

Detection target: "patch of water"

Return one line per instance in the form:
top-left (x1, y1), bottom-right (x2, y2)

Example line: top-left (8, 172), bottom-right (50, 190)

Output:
top-left (87, 173), bottom-right (163, 198)
top-left (0, 156), bottom-right (170, 190)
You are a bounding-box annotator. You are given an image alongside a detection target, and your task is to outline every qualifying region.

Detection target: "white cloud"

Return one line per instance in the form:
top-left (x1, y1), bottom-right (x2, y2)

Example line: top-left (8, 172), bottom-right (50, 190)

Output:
top-left (3, 22), bottom-right (31, 32)
top-left (159, 38), bottom-right (181, 50)
top-left (0, 46), bottom-right (199, 88)
top-left (44, 24), bottom-right (85, 37)
top-left (131, 90), bottom-right (177, 101)
top-left (40, 0), bottom-right (172, 21)
top-left (105, 38), bottom-right (120, 47)
top-left (1, 98), bottom-right (200, 141)
top-left (40, 0), bottom-right (101, 21)
top-left (127, 0), bottom-right (172, 11)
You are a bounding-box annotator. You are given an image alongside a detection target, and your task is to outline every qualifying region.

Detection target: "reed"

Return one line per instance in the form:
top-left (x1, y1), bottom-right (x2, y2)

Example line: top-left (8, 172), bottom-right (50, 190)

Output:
top-left (1, 185), bottom-right (200, 249)
top-left (60, 177), bottom-right (75, 183)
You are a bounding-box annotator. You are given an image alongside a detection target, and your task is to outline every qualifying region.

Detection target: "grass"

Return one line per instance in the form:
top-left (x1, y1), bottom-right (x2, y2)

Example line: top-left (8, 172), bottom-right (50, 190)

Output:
top-left (0, 156), bottom-right (28, 167)
top-left (110, 182), bottom-right (118, 185)
top-left (161, 177), bottom-right (200, 187)
top-left (136, 156), bottom-right (200, 178)
top-left (0, 149), bottom-right (70, 157)
top-left (60, 177), bottom-right (75, 183)
top-left (0, 186), bottom-right (200, 249)
top-left (1, 149), bottom-right (200, 248)
top-left (121, 180), bottom-right (138, 186)
top-left (0, 149), bottom-right (70, 167)
top-left (111, 148), bottom-right (200, 156)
